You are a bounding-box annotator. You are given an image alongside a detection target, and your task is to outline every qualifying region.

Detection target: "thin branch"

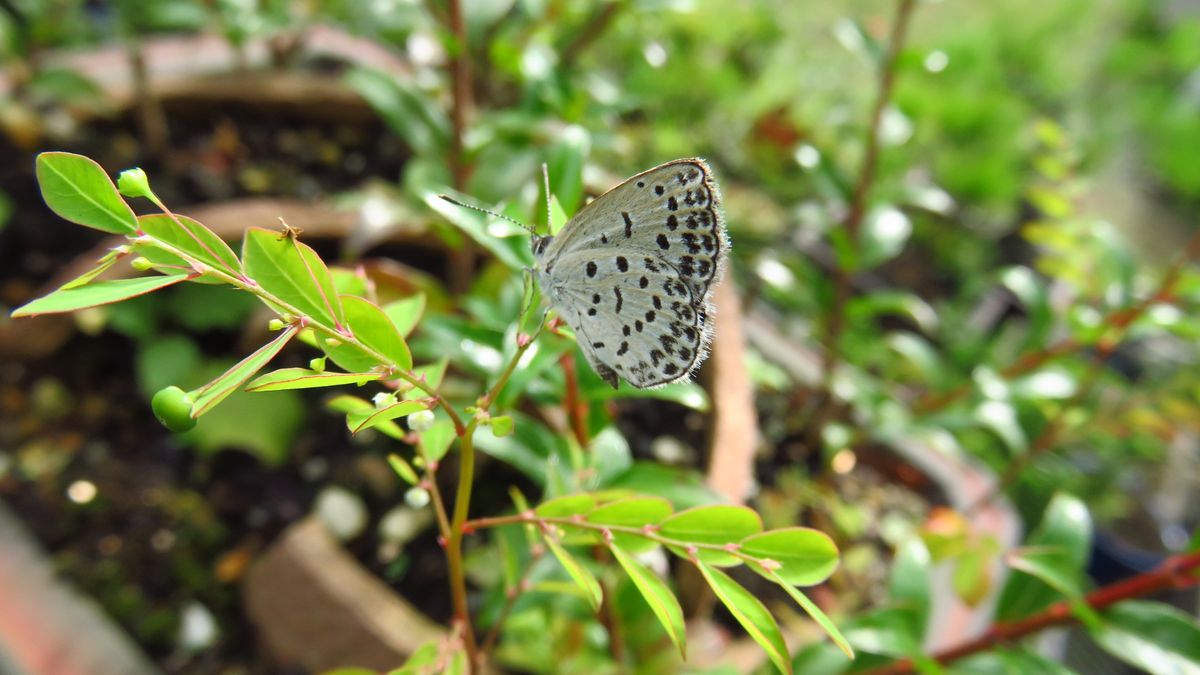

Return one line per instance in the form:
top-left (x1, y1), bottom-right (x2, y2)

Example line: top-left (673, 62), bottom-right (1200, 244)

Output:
top-left (559, 1), bottom-right (625, 69)
top-left (859, 549), bottom-right (1200, 675)
top-left (480, 544), bottom-right (544, 655)
top-left (810, 0), bottom-right (917, 441)
top-left (445, 0), bottom-right (476, 293)
top-left (559, 352), bottom-right (590, 447)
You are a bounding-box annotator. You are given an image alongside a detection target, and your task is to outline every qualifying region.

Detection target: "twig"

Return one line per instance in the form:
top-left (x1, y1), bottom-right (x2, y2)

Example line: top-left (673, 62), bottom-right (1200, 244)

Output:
top-left (445, 0), bottom-right (476, 293)
top-left (480, 544), bottom-right (543, 655)
top-left (559, 352), bottom-right (590, 447)
top-left (445, 319), bottom-right (546, 673)
top-left (859, 549), bottom-right (1200, 675)
top-left (559, 2), bottom-right (624, 69)
top-left (967, 229), bottom-right (1200, 512)
top-left (810, 0), bottom-right (917, 443)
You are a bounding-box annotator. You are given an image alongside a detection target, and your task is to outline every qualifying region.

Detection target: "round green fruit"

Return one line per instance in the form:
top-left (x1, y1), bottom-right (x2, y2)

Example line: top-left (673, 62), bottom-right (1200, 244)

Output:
top-left (152, 386), bottom-right (197, 432)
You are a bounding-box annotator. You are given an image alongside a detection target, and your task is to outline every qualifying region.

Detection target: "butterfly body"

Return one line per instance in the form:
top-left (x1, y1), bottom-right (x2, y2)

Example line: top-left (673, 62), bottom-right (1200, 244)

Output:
top-left (533, 158), bottom-right (727, 389)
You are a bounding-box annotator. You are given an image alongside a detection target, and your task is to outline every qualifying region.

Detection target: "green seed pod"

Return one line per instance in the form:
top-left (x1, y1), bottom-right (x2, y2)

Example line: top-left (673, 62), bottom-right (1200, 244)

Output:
top-left (151, 386), bottom-right (197, 432)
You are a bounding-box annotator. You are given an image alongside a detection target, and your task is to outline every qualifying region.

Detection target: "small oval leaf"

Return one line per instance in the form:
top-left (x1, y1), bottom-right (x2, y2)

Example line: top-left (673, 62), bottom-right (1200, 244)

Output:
top-left (246, 368), bottom-right (382, 392)
top-left (587, 497), bottom-right (674, 554)
top-left (542, 533), bottom-right (602, 611)
top-left (36, 152), bottom-right (137, 234)
top-left (660, 505), bottom-right (763, 566)
top-left (346, 399), bottom-right (430, 434)
top-left (11, 273), bottom-right (190, 317)
top-left (609, 543), bottom-right (686, 658)
top-left (697, 562), bottom-right (792, 674)
top-left (741, 528), bottom-right (840, 586)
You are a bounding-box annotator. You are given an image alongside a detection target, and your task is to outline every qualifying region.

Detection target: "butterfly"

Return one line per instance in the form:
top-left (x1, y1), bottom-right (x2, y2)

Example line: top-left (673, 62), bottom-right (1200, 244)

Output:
top-left (530, 159), bottom-right (727, 389)
top-left (443, 158), bottom-right (728, 389)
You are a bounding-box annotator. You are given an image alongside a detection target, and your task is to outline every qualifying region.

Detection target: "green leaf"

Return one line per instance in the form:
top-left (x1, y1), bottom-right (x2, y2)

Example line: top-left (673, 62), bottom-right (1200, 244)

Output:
top-left (1006, 546), bottom-right (1084, 600)
top-left (888, 539), bottom-right (932, 641)
top-left (587, 497), bottom-right (673, 554)
top-left (426, 191), bottom-right (534, 270)
top-left (11, 273), bottom-right (191, 317)
top-left (419, 417), bottom-right (456, 462)
top-left (790, 643), bottom-right (852, 675)
top-left (841, 608), bottom-right (921, 658)
top-left (997, 493), bottom-right (1091, 622)
top-left (242, 227), bottom-right (346, 328)
top-left (384, 293), bottom-right (426, 337)
top-left (387, 454), bottom-right (419, 485)
top-left (953, 548), bottom-right (992, 607)
top-left (344, 66), bottom-right (449, 156)
top-left (326, 394), bottom-right (404, 441)
top-left (697, 562), bottom-right (792, 674)
top-left (138, 214), bottom-right (242, 278)
top-left (323, 295), bottom-right (413, 372)
top-left (950, 647), bottom-right (1078, 674)
top-left (609, 542), bottom-right (686, 658)
top-left (35, 152), bottom-right (137, 234)
top-left (60, 248), bottom-right (123, 290)
top-left (404, 359), bottom-right (449, 401)
top-left (346, 399), bottom-right (430, 434)
top-left (660, 505), bottom-right (763, 566)
top-left (535, 494), bottom-right (596, 518)
top-left (740, 528), bottom-right (840, 586)
top-left (189, 324), bottom-right (299, 417)
top-left (542, 533), bottom-right (602, 610)
top-left (489, 415), bottom-right (514, 437)
top-left (1089, 601), bottom-right (1200, 675)
top-left (246, 368), bottom-right (381, 391)
top-left (769, 571), bottom-right (854, 659)
top-left (861, 205), bottom-right (912, 267)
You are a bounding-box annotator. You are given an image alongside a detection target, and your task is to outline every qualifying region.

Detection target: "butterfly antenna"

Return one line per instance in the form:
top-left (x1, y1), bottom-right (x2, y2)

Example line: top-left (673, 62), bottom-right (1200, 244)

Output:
top-left (436, 194), bottom-right (536, 236)
top-left (541, 163), bottom-right (552, 231)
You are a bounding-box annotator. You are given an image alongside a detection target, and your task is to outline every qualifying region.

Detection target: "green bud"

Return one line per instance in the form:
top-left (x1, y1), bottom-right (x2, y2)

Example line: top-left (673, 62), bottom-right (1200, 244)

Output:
top-left (131, 256), bottom-right (155, 271)
top-left (117, 167), bottom-right (153, 200)
top-left (267, 319), bottom-right (285, 331)
top-left (309, 357), bottom-right (327, 373)
top-left (151, 386), bottom-right (196, 432)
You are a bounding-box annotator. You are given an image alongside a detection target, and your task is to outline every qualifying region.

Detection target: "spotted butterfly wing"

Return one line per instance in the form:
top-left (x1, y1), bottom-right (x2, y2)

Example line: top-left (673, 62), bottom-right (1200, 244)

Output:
top-left (533, 159), bottom-right (727, 389)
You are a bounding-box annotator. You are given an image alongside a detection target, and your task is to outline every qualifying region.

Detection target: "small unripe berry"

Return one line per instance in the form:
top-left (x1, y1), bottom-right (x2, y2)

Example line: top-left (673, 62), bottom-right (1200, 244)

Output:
top-left (151, 386), bottom-right (196, 432)
top-left (408, 409), bottom-right (435, 432)
top-left (117, 167), bottom-right (153, 199)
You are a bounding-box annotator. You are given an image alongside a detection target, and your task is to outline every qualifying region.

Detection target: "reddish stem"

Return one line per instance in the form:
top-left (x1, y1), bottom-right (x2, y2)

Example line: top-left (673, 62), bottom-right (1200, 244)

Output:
top-left (861, 550), bottom-right (1200, 675)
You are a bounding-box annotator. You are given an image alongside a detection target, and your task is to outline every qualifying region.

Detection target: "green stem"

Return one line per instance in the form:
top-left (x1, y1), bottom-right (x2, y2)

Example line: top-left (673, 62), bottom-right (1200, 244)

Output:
top-left (466, 514), bottom-right (779, 570)
top-left (446, 420), bottom-right (481, 664)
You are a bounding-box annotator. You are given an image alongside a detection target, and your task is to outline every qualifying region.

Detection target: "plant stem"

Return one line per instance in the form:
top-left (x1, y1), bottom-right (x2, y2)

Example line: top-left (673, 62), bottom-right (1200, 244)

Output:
top-left (445, 319), bottom-right (546, 672)
top-left (445, 0), bottom-right (476, 294)
top-left (446, 420), bottom-right (481, 668)
top-left (811, 0), bottom-right (916, 443)
top-left (859, 549), bottom-right (1200, 675)
top-left (480, 547), bottom-right (543, 655)
top-left (464, 514), bottom-right (779, 569)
